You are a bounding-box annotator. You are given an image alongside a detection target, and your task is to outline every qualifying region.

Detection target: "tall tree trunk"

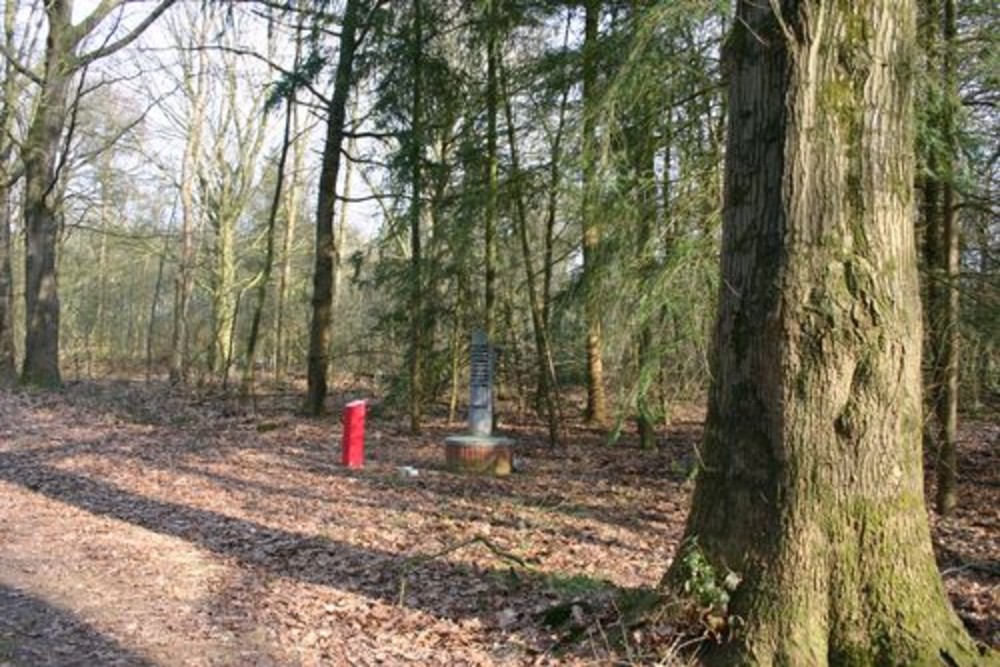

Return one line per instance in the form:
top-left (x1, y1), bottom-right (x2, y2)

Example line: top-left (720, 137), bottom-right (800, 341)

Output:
top-left (305, 0), bottom-right (362, 415)
top-left (634, 167), bottom-right (657, 450)
top-left (538, 9), bottom-right (572, 410)
top-left (92, 160), bottom-right (110, 370)
top-left (447, 279), bottom-right (464, 425)
top-left (146, 241), bottom-right (167, 383)
top-left (210, 207), bottom-right (236, 381)
top-left (0, 184), bottom-right (14, 385)
top-left (628, 2), bottom-right (659, 450)
top-left (0, 0), bottom-right (19, 385)
top-left (658, 110), bottom-right (674, 426)
top-left (333, 96), bottom-right (359, 314)
top-left (275, 104), bottom-right (303, 384)
top-left (483, 0), bottom-right (499, 341)
top-left (502, 66), bottom-right (562, 447)
top-left (581, 0), bottom-right (608, 426)
top-left (933, 0), bottom-right (960, 515)
top-left (243, 92), bottom-right (296, 398)
top-left (407, 0), bottom-right (425, 434)
top-left (170, 22), bottom-right (208, 385)
top-left (20, 0), bottom-right (175, 387)
top-left (672, 2), bottom-right (980, 663)
top-left (21, 1), bottom-right (74, 387)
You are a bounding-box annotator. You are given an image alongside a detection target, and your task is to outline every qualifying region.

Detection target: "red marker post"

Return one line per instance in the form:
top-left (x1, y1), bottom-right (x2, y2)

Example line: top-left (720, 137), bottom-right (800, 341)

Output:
top-left (341, 400), bottom-right (367, 468)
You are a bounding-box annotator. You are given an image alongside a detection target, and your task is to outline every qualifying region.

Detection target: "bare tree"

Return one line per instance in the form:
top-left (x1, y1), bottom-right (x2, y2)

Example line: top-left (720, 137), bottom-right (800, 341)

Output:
top-left (14, 0), bottom-right (175, 386)
top-left (0, 0), bottom-right (27, 385)
top-left (168, 5), bottom-right (210, 385)
top-left (305, 0), bottom-right (366, 415)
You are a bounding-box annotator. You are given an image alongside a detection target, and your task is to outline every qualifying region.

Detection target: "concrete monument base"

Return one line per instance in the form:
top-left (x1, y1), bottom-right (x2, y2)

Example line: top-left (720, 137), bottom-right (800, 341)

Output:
top-left (444, 434), bottom-right (515, 477)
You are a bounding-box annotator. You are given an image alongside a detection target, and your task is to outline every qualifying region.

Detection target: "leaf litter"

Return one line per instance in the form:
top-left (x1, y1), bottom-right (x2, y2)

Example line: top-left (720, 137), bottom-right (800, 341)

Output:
top-left (0, 382), bottom-right (996, 665)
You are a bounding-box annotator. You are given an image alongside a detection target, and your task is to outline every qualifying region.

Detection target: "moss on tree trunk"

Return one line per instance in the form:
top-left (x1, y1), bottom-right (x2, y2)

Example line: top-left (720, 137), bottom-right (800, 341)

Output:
top-left (670, 1), bottom-right (989, 664)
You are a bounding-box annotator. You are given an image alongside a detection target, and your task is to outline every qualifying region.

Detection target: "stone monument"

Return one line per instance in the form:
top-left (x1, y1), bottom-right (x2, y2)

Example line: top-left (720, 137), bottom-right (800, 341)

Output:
top-left (445, 330), bottom-right (515, 476)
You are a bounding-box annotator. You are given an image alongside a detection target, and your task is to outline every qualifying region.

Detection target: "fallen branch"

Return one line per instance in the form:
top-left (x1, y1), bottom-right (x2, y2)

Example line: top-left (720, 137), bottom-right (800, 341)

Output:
top-left (397, 535), bottom-right (534, 607)
top-left (941, 560), bottom-right (1000, 577)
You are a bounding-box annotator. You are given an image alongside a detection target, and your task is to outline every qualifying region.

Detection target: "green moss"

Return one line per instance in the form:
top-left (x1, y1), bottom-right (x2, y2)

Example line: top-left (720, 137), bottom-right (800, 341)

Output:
top-left (546, 572), bottom-right (615, 598)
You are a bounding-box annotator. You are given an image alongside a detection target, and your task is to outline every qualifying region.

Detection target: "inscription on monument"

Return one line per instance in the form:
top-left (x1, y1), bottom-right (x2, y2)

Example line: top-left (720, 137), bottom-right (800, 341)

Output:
top-left (468, 329), bottom-right (493, 436)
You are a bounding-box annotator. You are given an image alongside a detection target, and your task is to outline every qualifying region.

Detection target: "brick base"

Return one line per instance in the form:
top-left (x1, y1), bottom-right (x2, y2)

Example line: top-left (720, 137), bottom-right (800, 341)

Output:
top-left (445, 440), bottom-right (512, 477)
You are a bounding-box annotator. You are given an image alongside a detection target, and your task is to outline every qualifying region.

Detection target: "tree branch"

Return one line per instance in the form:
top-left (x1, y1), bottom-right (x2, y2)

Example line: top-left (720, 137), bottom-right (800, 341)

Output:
top-left (0, 41), bottom-right (41, 85)
top-left (74, 0), bottom-right (178, 69)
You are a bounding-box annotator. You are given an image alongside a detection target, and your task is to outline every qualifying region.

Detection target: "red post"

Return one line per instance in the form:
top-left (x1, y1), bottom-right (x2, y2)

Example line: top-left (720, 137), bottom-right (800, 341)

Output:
top-left (341, 400), bottom-right (366, 468)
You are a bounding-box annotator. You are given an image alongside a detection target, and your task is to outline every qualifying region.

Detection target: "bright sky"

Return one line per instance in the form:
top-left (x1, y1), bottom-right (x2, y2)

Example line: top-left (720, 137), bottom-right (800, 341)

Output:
top-left (65, 0), bottom-right (381, 240)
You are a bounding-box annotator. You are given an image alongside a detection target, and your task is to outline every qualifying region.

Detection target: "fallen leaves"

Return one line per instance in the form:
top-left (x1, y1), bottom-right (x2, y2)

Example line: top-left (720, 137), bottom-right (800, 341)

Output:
top-left (0, 382), bottom-right (996, 664)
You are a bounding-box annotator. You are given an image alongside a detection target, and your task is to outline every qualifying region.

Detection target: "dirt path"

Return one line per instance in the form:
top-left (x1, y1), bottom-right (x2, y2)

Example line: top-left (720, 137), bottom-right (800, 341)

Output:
top-left (0, 384), bottom-right (996, 665)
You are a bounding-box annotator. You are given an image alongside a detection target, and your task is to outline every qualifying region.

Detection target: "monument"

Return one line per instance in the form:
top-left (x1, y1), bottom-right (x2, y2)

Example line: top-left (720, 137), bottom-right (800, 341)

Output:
top-left (445, 330), bottom-right (515, 476)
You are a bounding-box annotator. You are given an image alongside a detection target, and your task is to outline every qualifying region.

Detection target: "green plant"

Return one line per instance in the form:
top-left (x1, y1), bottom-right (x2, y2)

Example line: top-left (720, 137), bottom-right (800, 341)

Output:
top-left (675, 537), bottom-right (742, 640)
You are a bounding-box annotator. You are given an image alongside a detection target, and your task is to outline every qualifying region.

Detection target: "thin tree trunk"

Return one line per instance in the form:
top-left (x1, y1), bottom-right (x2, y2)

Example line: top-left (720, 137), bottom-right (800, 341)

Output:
top-left (170, 21), bottom-right (208, 385)
top-left (671, 2), bottom-right (979, 662)
top-left (146, 242), bottom-right (167, 383)
top-left (92, 162), bottom-right (110, 370)
top-left (407, 0), bottom-right (425, 434)
top-left (0, 0), bottom-right (18, 385)
top-left (538, 10), bottom-right (572, 409)
top-left (502, 66), bottom-right (561, 447)
top-left (243, 91), bottom-right (296, 399)
top-left (934, 0), bottom-right (960, 515)
top-left (484, 0), bottom-right (499, 341)
top-left (658, 113), bottom-right (674, 426)
top-left (210, 206), bottom-right (236, 381)
top-left (305, 0), bottom-right (362, 415)
top-left (581, 0), bottom-right (608, 426)
top-left (275, 104), bottom-right (303, 384)
top-left (447, 280), bottom-right (464, 425)
top-left (629, 3), bottom-right (658, 450)
top-left (333, 96), bottom-right (359, 314)
top-left (0, 184), bottom-right (14, 385)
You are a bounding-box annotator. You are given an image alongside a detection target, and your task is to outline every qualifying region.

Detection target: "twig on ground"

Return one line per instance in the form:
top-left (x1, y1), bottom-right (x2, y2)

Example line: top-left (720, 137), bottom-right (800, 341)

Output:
top-left (941, 560), bottom-right (1000, 577)
top-left (397, 535), bottom-right (534, 607)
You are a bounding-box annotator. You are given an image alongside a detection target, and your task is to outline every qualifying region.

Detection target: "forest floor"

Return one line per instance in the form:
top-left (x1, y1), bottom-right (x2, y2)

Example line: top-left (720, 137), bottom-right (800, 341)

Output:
top-left (0, 381), bottom-right (996, 666)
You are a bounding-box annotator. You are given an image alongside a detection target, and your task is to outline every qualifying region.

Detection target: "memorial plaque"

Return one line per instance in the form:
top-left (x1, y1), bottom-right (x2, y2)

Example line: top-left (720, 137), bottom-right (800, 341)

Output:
top-left (444, 329), bottom-right (513, 476)
top-left (468, 329), bottom-right (493, 436)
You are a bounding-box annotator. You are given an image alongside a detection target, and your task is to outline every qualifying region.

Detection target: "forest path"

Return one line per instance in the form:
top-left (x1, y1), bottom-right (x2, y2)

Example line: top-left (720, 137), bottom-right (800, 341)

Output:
top-left (0, 383), bottom-right (995, 665)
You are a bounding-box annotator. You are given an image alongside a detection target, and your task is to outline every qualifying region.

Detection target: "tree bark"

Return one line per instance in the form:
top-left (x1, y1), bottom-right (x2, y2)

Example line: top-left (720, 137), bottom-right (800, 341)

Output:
top-left (146, 242), bottom-right (168, 383)
top-left (0, 184), bottom-right (14, 385)
top-left (538, 9), bottom-right (572, 410)
top-left (581, 0), bottom-right (608, 426)
top-left (673, 2), bottom-right (982, 663)
top-left (91, 157), bottom-right (111, 371)
top-left (208, 202), bottom-right (236, 380)
top-left (502, 65), bottom-right (562, 448)
top-left (305, 0), bottom-right (362, 415)
top-left (20, 0), bottom-right (175, 387)
top-left (933, 0), bottom-right (960, 515)
top-left (21, 0), bottom-right (74, 387)
top-left (170, 13), bottom-right (208, 385)
top-left (275, 104), bottom-right (303, 384)
top-left (406, 0), bottom-right (425, 434)
top-left (333, 95), bottom-right (359, 315)
top-left (627, 2), bottom-right (659, 450)
top-left (0, 0), bottom-right (19, 385)
top-left (484, 0), bottom-right (499, 341)
top-left (243, 92), bottom-right (296, 399)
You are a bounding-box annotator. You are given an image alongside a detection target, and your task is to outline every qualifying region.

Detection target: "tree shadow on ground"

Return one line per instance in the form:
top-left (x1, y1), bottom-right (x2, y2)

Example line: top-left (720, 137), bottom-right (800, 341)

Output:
top-left (0, 583), bottom-right (153, 667)
top-left (0, 447), bottom-right (605, 633)
top-left (5, 384), bottom-right (689, 550)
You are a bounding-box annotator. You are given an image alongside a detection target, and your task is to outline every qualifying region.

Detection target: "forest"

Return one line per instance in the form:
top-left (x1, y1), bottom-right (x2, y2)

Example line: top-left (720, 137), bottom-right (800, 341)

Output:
top-left (0, 0), bottom-right (997, 665)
